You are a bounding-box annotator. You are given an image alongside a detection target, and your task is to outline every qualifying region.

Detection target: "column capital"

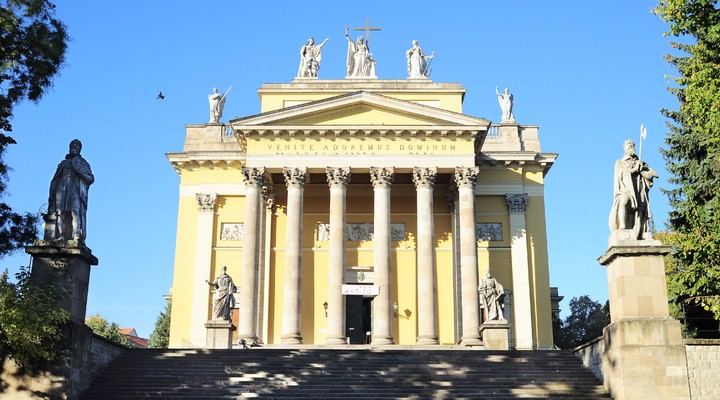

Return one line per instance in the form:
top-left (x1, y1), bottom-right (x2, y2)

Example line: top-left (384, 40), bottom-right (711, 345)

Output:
top-left (505, 193), bottom-right (528, 213)
top-left (241, 167), bottom-right (266, 188)
top-left (283, 167), bottom-right (308, 189)
top-left (196, 193), bottom-right (217, 212)
top-left (412, 167), bottom-right (438, 189)
top-left (370, 167), bottom-right (394, 189)
top-left (326, 167), bottom-right (351, 188)
top-left (261, 184), bottom-right (275, 211)
top-left (454, 166), bottom-right (479, 189)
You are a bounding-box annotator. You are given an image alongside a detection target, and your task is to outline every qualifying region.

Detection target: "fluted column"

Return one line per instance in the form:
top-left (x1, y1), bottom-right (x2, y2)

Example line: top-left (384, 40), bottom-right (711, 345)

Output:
top-left (370, 167), bottom-right (395, 345)
top-left (506, 193), bottom-right (533, 349)
top-left (413, 167), bottom-right (439, 345)
top-left (281, 167), bottom-right (307, 344)
top-left (238, 167), bottom-right (265, 344)
top-left (189, 193), bottom-right (216, 344)
top-left (455, 167), bottom-right (482, 346)
top-left (325, 167), bottom-right (351, 345)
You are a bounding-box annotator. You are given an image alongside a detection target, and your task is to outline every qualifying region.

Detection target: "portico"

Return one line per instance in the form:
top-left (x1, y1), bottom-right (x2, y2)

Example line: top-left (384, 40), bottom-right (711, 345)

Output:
top-left (167, 79), bottom-right (557, 349)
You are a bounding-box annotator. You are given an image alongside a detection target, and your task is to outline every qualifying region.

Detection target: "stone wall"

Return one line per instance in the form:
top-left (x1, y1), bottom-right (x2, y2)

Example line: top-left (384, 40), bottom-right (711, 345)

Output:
top-left (685, 339), bottom-right (720, 400)
top-left (572, 336), bottom-right (604, 382)
top-left (0, 330), bottom-right (127, 399)
top-left (574, 337), bottom-right (720, 400)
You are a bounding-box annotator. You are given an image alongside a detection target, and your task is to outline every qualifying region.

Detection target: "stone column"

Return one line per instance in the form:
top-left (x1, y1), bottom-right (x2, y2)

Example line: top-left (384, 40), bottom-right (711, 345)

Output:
top-left (256, 185), bottom-right (274, 345)
top-left (325, 167), bottom-right (351, 345)
top-left (447, 181), bottom-right (463, 343)
top-left (413, 167), bottom-right (439, 345)
top-left (370, 167), bottom-right (395, 345)
top-left (189, 193), bottom-right (216, 344)
top-left (281, 167), bottom-right (307, 344)
top-left (456, 167), bottom-right (482, 346)
top-left (506, 193), bottom-right (533, 349)
top-left (238, 167), bottom-right (265, 344)
top-left (598, 242), bottom-right (690, 400)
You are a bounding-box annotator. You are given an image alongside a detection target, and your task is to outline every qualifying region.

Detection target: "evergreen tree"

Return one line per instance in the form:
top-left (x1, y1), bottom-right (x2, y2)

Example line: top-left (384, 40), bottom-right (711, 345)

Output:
top-left (148, 301), bottom-right (171, 349)
top-left (655, 0), bottom-right (720, 333)
top-left (553, 296), bottom-right (610, 350)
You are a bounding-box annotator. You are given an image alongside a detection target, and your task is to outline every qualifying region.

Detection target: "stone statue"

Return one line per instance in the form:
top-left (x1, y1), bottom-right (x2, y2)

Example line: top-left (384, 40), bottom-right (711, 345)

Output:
top-left (345, 26), bottom-right (376, 78)
top-left (496, 87), bottom-right (515, 123)
top-left (46, 139), bottom-right (94, 241)
top-left (208, 87), bottom-right (231, 123)
top-left (297, 37), bottom-right (329, 78)
top-left (609, 139), bottom-right (659, 240)
top-left (206, 266), bottom-right (237, 321)
top-left (406, 40), bottom-right (433, 79)
top-left (479, 270), bottom-right (506, 322)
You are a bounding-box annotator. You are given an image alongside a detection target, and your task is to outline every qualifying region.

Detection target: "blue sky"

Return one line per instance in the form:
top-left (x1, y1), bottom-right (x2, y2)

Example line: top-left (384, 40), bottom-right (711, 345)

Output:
top-left (3, 1), bottom-right (677, 338)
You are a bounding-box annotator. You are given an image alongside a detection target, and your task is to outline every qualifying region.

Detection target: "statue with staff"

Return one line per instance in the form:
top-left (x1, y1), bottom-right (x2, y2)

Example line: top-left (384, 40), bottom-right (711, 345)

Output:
top-left (208, 86), bottom-right (232, 123)
top-left (609, 124), bottom-right (659, 240)
top-left (345, 19), bottom-right (380, 78)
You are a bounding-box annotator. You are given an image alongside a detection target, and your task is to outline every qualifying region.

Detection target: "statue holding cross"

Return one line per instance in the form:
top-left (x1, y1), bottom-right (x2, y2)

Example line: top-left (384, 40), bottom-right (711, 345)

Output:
top-left (345, 19), bottom-right (380, 78)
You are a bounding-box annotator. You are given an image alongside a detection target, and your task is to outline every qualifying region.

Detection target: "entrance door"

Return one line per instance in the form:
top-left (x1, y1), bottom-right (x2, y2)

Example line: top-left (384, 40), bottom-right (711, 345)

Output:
top-left (345, 296), bottom-right (372, 344)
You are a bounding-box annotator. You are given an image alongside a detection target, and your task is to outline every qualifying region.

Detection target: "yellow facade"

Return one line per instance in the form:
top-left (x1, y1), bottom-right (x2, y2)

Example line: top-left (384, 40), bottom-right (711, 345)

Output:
top-left (167, 79), bottom-right (557, 349)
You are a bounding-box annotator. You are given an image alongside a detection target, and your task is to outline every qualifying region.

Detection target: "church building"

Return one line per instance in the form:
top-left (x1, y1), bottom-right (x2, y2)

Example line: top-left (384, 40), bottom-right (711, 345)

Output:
top-left (166, 33), bottom-right (557, 349)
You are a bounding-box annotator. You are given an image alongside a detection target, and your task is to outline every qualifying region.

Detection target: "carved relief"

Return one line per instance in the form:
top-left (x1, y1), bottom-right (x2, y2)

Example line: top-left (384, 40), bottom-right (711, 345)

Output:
top-left (196, 193), bottom-right (217, 212)
top-left (446, 181), bottom-right (458, 212)
top-left (476, 223), bottom-right (503, 241)
top-left (221, 223), bottom-right (244, 241)
top-left (412, 167), bottom-right (438, 188)
top-left (370, 167), bottom-right (394, 189)
top-left (505, 193), bottom-right (528, 213)
top-left (326, 167), bottom-right (352, 188)
top-left (283, 167), bottom-right (308, 188)
top-left (317, 223), bottom-right (406, 242)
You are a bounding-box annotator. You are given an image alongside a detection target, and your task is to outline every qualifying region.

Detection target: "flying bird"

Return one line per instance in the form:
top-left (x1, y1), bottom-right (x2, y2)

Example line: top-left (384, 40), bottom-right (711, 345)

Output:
top-left (157, 92), bottom-right (165, 100)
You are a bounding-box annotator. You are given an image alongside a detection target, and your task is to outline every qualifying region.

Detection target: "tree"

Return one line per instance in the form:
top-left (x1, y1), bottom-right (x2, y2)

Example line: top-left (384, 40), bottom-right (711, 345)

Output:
top-left (0, 0), bottom-right (68, 257)
top-left (148, 300), bottom-right (171, 349)
top-left (553, 295), bottom-right (610, 350)
top-left (654, 0), bottom-right (720, 335)
top-left (0, 266), bottom-right (69, 367)
top-left (85, 314), bottom-right (131, 347)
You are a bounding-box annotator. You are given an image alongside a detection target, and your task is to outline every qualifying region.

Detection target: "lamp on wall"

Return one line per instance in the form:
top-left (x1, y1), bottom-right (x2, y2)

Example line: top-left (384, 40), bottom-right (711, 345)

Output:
top-left (323, 301), bottom-right (328, 317)
top-left (392, 302), bottom-right (398, 318)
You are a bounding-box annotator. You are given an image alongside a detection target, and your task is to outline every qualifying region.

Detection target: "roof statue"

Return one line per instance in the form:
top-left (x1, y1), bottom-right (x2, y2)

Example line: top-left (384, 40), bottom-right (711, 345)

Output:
top-left (345, 19), bottom-right (381, 78)
top-left (208, 87), bottom-right (231, 124)
top-left (298, 37), bottom-right (329, 78)
top-left (496, 87), bottom-right (515, 123)
top-left (406, 40), bottom-right (434, 79)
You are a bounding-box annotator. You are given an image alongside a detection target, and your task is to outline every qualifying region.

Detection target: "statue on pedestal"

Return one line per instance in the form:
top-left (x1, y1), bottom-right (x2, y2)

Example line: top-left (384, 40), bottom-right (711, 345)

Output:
top-left (208, 87), bottom-right (231, 124)
top-left (479, 270), bottom-right (506, 322)
top-left (345, 26), bottom-right (376, 78)
top-left (206, 266), bottom-right (237, 321)
top-left (609, 139), bottom-right (659, 240)
top-left (47, 139), bottom-right (94, 241)
top-left (496, 87), bottom-right (515, 123)
top-left (297, 37), bottom-right (329, 78)
top-left (406, 40), bottom-right (433, 79)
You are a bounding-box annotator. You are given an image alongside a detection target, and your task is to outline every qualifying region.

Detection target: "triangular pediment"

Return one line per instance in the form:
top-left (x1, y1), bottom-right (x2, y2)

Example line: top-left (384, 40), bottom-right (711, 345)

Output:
top-left (230, 91), bottom-right (490, 128)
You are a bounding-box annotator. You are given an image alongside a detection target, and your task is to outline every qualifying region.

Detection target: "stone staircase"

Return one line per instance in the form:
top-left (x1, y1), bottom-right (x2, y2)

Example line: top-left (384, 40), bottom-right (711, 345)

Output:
top-left (81, 347), bottom-right (611, 399)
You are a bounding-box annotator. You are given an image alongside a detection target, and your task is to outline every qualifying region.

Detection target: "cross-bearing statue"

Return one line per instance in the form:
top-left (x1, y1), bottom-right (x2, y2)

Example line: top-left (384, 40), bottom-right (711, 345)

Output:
top-left (345, 26), bottom-right (376, 78)
top-left (479, 270), bottom-right (506, 322)
top-left (496, 87), bottom-right (515, 123)
top-left (609, 139), bottom-right (659, 240)
top-left (297, 37), bottom-right (329, 78)
top-left (46, 139), bottom-right (94, 241)
top-left (206, 266), bottom-right (237, 321)
top-left (406, 40), bottom-right (433, 79)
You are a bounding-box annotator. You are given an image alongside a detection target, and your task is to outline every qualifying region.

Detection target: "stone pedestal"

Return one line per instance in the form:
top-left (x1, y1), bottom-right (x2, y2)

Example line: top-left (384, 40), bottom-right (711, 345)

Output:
top-left (479, 322), bottom-right (511, 350)
top-left (205, 320), bottom-right (235, 349)
top-left (598, 242), bottom-right (690, 400)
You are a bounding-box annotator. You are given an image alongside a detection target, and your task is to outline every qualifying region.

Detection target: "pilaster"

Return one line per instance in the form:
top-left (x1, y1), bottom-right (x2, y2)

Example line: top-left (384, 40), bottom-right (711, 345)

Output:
top-left (189, 193), bottom-right (216, 344)
top-left (505, 193), bottom-right (533, 349)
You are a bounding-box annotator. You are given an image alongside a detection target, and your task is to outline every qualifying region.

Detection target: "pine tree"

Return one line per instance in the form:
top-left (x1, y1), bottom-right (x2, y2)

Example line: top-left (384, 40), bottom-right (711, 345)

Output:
top-left (148, 301), bottom-right (171, 349)
top-left (655, 0), bottom-right (720, 335)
